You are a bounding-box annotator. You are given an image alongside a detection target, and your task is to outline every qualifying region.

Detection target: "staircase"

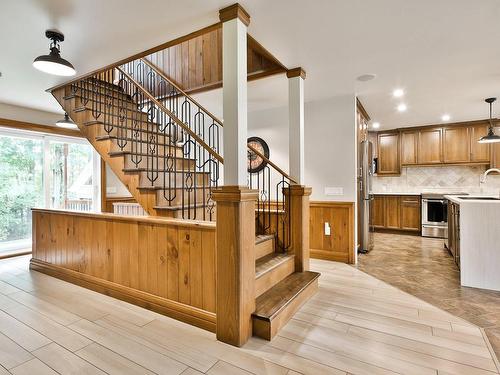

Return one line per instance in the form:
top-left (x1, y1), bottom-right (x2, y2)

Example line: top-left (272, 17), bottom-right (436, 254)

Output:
top-left (50, 51), bottom-right (318, 342)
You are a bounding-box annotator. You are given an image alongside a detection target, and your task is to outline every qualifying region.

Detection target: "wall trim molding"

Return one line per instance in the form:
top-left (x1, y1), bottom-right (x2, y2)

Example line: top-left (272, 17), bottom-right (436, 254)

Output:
top-left (30, 259), bottom-right (216, 332)
top-left (0, 117), bottom-right (83, 138)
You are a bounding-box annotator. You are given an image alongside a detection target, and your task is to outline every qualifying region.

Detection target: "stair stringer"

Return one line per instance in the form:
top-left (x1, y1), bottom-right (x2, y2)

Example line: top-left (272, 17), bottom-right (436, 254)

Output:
top-left (51, 87), bottom-right (162, 217)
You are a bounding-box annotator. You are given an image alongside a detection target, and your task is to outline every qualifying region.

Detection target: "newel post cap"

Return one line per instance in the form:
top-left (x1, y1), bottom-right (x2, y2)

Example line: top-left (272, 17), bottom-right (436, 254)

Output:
top-left (219, 3), bottom-right (251, 26)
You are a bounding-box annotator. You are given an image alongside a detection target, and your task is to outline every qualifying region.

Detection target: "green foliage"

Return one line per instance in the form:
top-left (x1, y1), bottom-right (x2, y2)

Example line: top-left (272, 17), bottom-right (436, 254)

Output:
top-left (0, 136), bottom-right (43, 241)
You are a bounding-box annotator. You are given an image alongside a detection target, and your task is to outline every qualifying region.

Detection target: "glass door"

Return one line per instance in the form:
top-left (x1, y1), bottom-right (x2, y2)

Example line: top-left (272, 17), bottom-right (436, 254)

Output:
top-left (0, 132), bottom-right (44, 254)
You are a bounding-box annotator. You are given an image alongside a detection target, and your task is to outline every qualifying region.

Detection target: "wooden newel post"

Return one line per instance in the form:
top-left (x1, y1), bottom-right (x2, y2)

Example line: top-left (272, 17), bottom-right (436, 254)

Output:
top-left (287, 185), bottom-right (312, 272)
top-left (212, 186), bottom-right (258, 346)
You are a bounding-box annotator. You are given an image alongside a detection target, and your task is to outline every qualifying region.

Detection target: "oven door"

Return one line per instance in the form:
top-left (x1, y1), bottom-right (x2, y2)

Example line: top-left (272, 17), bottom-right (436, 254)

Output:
top-left (422, 199), bottom-right (447, 225)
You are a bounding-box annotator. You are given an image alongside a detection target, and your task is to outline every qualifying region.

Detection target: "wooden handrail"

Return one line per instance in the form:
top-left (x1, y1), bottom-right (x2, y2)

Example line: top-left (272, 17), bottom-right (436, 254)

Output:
top-left (46, 23), bottom-right (222, 93)
top-left (117, 67), bottom-right (224, 164)
top-left (140, 58), bottom-right (223, 127)
top-left (247, 144), bottom-right (297, 184)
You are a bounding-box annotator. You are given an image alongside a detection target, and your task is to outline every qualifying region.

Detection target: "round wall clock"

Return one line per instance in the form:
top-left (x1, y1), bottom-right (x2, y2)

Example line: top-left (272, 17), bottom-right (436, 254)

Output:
top-left (247, 136), bottom-right (270, 173)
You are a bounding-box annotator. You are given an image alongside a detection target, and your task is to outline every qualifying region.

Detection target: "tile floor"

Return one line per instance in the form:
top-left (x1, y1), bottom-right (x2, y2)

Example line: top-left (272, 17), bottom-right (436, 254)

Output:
top-left (0, 254), bottom-right (498, 374)
top-left (357, 232), bottom-right (500, 361)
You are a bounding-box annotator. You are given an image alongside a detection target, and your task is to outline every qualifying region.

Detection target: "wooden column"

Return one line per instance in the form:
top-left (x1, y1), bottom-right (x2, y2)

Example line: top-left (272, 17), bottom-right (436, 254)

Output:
top-left (287, 185), bottom-right (312, 272)
top-left (212, 186), bottom-right (258, 346)
top-left (287, 67), bottom-right (306, 185)
top-left (220, 4), bottom-right (250, 186)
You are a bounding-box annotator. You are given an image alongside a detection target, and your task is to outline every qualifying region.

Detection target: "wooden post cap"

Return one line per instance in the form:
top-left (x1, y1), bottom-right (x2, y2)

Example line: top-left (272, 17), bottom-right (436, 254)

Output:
top-left (286, 68), bottom-right (306, 80)
top-left (211, 186), bottom-right (259, 202)
top-left (219, 3), bottom-right (251, 26)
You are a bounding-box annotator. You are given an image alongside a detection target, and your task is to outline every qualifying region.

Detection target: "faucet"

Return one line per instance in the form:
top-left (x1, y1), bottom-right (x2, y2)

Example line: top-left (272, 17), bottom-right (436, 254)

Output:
top-left (480, 168), bottom-right (500, 184)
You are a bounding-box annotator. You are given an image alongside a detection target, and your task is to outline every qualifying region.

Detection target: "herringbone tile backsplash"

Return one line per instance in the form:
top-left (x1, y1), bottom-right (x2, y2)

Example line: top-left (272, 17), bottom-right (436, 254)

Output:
top-left (372, 165), bottom-right (500, 194)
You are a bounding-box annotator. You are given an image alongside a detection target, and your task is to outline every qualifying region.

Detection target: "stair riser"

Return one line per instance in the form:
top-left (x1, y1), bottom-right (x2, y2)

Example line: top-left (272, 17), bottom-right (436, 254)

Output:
top-left (255, 238), bottom-right (275, 260)
top-left (171, 206), bottom-right (216, 221)
top-left (108, 141), bottom-right (185, 159)
top-left (138, 171), bottom-right (210, 188)
top-left (253, 277), bottom-right (318, 341)
top-left (255, 257), bottom-right (295, 298)
top-left (122, 154), bottom-right (195, 170)
top-left (155, 189), bottom-right (211, 207)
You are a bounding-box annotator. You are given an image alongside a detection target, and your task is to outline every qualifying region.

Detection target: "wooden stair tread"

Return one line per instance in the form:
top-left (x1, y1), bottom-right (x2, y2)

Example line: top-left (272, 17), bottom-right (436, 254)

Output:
top-left (255, 253), bottom-right (294, 279)
top-left (253, 271), bottom-right (320, 321)
top-left (255, 234), bottom-right (274, 245)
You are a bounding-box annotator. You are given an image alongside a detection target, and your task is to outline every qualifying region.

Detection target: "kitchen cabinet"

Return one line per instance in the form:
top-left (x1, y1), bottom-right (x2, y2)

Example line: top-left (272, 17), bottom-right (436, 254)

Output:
top-left (443, 127), bottom-right (470, 163)
top-left (491, 142), bottom-right (500, 169)
top-left (371, 195), bottom-right (421, 233)
top-left (400, 196), bottom-right (421, 231)
top-left (470, 124), bottom-right (490, 162)
top-left (372, 195), bottom-right (386, 228)
top-left (401, 131), bottom-right (418, 165)
top-left (385, 196), bottom-right (401, 229)
top-left (377, 132), bottom-right (400, 175)
top-left (447, 201), bottom-right (460, 268)
top-left (418, 128), bottom-right (442, 164)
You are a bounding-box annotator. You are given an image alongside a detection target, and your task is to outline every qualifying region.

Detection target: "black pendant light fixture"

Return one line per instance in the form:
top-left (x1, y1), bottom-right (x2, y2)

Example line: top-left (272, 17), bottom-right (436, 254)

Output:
top-left (478, 97), bottom-right (500, 144)
top-left (56, 113), bottom-right (78, 129)
top-left (33, 30), bottom-right (75, 76)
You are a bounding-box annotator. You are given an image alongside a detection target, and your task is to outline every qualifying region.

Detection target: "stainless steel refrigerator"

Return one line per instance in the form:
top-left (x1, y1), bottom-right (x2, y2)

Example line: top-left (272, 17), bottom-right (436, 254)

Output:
top-left (358, 140), bottom-right (374, 253)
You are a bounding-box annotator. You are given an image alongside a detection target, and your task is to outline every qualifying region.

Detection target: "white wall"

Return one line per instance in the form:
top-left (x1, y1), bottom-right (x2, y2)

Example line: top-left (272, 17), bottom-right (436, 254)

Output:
top-left (0, 102), bottom-right (61, 125)
top-left (248, 94), bottom-right (357, 202)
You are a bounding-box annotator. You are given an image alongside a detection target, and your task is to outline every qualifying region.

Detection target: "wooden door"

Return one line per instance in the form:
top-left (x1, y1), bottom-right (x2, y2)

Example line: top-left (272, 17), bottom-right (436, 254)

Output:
top-left (443, 126), bottom-right (470, 163)
top-left (385, 196), bottom-right (400, 229)
top-left (371, 196), bottom-right (385, 228)
top-left (377, 132), bottom-right (400, 175)
top-left (418, 128), bottom-right (442, 164)
top-left (469, 124), bottom-right (490, 162)
top-left (400, 196), bottom-right (421, 231)
top-left (401, 131), bottom-right (418, 165)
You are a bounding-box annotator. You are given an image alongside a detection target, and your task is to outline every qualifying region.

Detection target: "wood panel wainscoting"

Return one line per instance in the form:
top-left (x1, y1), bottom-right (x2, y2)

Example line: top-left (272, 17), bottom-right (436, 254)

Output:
top-left (309, 201), bottom-right (355, 264)
top-left (30, 209), bottom-right (216, 332)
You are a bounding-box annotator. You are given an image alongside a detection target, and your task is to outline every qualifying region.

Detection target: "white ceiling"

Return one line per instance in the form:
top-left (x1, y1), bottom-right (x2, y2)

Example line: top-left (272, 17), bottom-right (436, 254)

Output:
top-left (1, 0), bottom-right (500, 129)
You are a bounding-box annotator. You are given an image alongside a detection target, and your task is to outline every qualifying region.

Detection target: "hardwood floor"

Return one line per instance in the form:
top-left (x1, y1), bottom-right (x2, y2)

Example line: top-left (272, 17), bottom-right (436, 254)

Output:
top-left (358, 232), bottom-right (500, 363)
top-left (0, 254), bottom-right (497, 374)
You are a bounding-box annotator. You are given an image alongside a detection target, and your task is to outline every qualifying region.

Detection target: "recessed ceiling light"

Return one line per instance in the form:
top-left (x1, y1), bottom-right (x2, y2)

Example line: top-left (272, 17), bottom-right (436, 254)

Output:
top-left (372, 122), bottom-right (380, 129)
top-left (393, 89), bottom-right (404, 98)
top-left (441, 114), bottom-right (451, 122)
top-left (397, 103), bottom-right (407, 112)
top-left (356, 74), bottom-right (377, 82)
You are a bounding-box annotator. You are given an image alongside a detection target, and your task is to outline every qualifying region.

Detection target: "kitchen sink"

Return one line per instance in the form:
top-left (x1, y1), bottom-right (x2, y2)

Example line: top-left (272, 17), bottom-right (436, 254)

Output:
top-left (458, 196), bottom-right (500, 200)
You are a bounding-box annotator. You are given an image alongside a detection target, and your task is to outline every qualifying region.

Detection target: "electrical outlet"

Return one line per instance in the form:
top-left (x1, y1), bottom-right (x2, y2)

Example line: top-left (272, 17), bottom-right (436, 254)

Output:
top-left (324, 222), bottom-right (331, 236)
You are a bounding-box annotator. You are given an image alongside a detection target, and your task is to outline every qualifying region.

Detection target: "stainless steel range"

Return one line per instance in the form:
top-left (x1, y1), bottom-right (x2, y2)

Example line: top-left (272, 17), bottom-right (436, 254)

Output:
top-left (421, 193), bottom-right (468, 238)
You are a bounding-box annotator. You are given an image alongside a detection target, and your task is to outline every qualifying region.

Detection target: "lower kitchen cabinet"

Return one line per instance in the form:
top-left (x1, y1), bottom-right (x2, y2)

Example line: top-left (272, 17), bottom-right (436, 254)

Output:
top-left (372, 195), bottom-right (421, 233)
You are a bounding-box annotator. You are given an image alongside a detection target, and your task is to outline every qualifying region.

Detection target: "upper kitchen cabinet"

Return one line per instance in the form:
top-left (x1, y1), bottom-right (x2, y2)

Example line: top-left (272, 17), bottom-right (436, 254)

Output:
top-left (377, 132), bottom-right (400, 175)
top-left (418, 128), bottom-right (442, 164)
top-left (401, 130), bottom-right (418, 165)
top-left (443, 126), bottom-right (470, 163)
top-left (469, 124), bottom-right (490, 162)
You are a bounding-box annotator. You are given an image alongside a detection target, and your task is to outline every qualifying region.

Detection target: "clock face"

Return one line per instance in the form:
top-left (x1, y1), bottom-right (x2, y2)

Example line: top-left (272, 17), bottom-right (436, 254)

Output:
top-left (247, 137), bottom-right (270, 173)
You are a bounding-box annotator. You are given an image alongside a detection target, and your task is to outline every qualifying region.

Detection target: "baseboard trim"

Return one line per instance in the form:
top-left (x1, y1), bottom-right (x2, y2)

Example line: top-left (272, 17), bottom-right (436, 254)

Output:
top-left (29, 258), bottom-right (216, 332)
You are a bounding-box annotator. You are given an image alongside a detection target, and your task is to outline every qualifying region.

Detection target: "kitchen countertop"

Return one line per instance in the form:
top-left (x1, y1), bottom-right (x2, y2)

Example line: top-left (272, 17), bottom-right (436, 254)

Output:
top-left (444, 194), bottom-right (500, 204)
top-left (371, 192), bottom-right (421, 196)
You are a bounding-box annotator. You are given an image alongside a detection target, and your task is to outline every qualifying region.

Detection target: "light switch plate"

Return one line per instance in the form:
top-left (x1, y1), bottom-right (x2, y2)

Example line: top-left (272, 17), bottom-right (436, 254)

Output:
top-left (325, 187), bottom-right (343, 196)
top-left (324, 222), bottom-right (331, 236)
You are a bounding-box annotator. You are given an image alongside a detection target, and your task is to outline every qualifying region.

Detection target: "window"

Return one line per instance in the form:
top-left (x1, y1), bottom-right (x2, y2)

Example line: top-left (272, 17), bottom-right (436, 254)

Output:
top-left (0, 128), bottom-right (101, 255)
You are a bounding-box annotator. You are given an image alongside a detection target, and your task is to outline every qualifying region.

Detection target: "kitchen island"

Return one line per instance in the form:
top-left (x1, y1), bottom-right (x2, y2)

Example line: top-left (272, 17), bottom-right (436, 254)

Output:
top-left (445, 195), bottom-right (500, 291)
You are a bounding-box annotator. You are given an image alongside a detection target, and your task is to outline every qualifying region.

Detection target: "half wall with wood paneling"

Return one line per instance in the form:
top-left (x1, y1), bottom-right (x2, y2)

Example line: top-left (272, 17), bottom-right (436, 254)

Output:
top-left (309, 202), bottom-right (355, 264)
top-left (31, 209), bottom-right (216, 331)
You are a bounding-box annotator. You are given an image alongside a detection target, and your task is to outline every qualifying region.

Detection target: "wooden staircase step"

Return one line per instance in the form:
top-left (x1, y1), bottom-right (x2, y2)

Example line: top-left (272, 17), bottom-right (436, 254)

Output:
top-left (255, 253), bottom-right (295, 297)
top-left (255, 234), bottom-right (275, 260)
top-left (252, 271), bottom-right (320, 341)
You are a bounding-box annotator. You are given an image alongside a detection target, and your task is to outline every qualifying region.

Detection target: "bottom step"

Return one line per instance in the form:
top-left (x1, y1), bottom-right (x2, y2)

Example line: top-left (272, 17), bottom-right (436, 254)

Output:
top-left (252, 271), bottom-right (320, 341)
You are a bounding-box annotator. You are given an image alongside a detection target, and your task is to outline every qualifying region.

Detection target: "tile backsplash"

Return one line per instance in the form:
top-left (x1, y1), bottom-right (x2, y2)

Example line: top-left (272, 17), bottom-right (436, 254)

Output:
top-left (372, 165), bottom-right (500, 194)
